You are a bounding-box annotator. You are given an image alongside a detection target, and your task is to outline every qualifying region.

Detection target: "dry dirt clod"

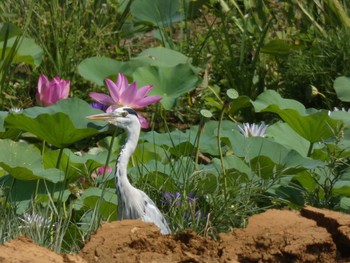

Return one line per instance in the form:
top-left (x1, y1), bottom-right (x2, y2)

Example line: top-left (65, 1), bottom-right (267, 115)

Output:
top-left (301, 205), bottom-right (350, 258)
top-left (219, 209), bottom-right (337, 263)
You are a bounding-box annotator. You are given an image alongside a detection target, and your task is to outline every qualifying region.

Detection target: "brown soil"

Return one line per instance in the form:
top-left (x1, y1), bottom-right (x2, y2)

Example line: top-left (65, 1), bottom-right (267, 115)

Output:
top-left (1, 206), bottom-right (349, 263)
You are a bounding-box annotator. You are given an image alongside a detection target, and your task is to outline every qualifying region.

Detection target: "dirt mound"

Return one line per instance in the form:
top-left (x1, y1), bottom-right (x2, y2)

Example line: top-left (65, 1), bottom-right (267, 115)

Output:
top-left (1, 207), bottom-right (349, 263)
top-left (220, 209), bottom-right (336, 262)
top-left (80, 219), bottom-right (221, 263)
top-left (0, 236), bottom-right (85, 263)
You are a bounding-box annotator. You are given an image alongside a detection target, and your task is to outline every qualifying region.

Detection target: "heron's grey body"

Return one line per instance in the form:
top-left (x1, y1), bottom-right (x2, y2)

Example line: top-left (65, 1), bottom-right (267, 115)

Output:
top-left (87, 107), bottom-right (171, 234)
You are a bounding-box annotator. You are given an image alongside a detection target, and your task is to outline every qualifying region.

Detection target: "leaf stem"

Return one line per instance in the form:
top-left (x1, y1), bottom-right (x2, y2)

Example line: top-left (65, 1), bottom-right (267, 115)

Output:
top-left (218, 105), bottom-right (227, 199)
top-left (307, 142), bottom-right (314, 157)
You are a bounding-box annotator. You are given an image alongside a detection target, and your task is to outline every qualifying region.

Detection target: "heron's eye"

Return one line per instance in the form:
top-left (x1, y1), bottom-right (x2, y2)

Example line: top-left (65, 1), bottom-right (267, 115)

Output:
top-left (121, 111), bottom-right (128, 117)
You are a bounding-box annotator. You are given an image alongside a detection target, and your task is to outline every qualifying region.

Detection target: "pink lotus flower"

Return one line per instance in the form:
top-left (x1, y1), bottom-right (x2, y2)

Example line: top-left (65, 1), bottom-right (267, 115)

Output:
top-left (97, 165), bottom-right (112, 175)
top-left (89, 73), bottom-right (161, 128)
top-left (36, 74), bottom-right (70, 106)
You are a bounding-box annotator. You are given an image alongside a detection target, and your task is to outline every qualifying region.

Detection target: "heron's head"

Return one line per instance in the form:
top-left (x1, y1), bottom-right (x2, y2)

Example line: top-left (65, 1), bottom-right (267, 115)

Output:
top-left (86, 107), bottom-right (140, 130)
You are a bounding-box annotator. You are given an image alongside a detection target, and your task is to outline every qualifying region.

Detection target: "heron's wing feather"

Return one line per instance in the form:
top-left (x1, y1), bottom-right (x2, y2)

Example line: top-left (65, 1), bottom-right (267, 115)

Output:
top-left (139, 192), bottom-right (171, 234)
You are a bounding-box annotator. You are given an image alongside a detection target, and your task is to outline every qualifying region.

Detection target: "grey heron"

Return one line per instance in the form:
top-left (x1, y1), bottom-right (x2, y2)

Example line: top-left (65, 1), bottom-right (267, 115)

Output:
top-left (87, 107), bottom-right (171, 234)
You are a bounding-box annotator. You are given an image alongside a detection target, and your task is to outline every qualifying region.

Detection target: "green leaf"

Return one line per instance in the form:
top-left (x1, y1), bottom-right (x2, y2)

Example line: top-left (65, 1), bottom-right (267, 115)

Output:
top-left (131, 0), bottom-right (184, 26)
top-left (5, 98), bottom-right (105, 148)
top-left (226, 89), bottom-right (238, 99)
top-left (43, 148), bottom-right (112, 181)
top-left (333, 180), bottom-right (350, 196)
top-left (268, 182), bottom-right (305, 206)
top-left (141, 129), bottom-right (196, 148)
top-left (334, 76), bottom-right (350, 102)
top-left (77, 56), bottom-right (125, 86)
top-left (267, 122), bottom-right (309, 156)
top-left (76, 187), bottom-right (117, 219)
top-left (77, 48), bottom-right (200, 87)
top-left (226, 133), bottom-right (324, 171)
top-left (0, 111), bottom-right (21, 139)
top-left (292, 172), bottom-right (318, 192)
top-left (253, 90), bottom-right (342, 143)
top-left (200, 109), bottom-right (213, 118)
top-left (193, 172), bottom-right (218, 194)
top-left (133, 64), bottom-right (199, 110)
top-left (0, 29), bottom-right (43, 67)
top-left (132, 47), bottom-right (193, 68)
top-left (0, 139), bottom-right (64, 183)
top-left (129, 160), bottom-right (168, 179)
top-left (8, 37), bottom-right (43, 66)
top-left (0, 23), bottom-right (21, 41)
top-left (210, 155), bottom-right (252, 179)
top-left (261, 39), bottom-right (302, 56)
top-left (339, 197), bottom-right (350, 210)
top-left (0, 177), bottom-right (69, 213)
top-left (253, 90), bottom-right (306, 114)
top-left (229, 96), bottom-right (251, 113)
top-left (198, 120), bottom-right (236, 156)
top-left (134, 142), bottom-right (164, 164)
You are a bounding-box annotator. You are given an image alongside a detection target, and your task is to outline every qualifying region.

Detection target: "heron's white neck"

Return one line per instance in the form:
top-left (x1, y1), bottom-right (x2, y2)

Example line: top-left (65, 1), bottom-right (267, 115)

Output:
top-left (115, 122), bottom-right (140, 191)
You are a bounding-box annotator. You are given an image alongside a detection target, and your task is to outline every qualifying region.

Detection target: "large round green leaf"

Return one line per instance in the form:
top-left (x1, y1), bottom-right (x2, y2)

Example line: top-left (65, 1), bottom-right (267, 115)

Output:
top-left (8, 37), bottom-right (43, 66)
top-left (132, 47), bottom-right (193, 68)
top-left (74, 187), bottom-right (117, 219)
top-left (43, 148), bottom-right (113, 181)
top-left (131, 0), bottom-right (184, 26)
top-left (5, 98), bottom-right (105, 148)
top-left (0, 111), bottom-right (21, 139)
top-left (0, 23), bottom-right (21, 41)
top-left (77, 56), bottom-right (125, 86)
top-left (253, 90), bottom-right (342, 143)
top-left (267, 122), bottom-right (310, 156)
top-left (77, 48), bottom-right (200, 88)
top-left (253, 90), bottom-right (306, 114)
top-left (0, 139), bottom-right (64, 183)
top-left (141, 129), bottom-right (196, 148)
top-left (226, 132), bottom-right (324, 171)
top-left (133, 64), bottom-right (199, 109)
top-left (334, 76), bottom-right (350, 102)
top-left (0, 176), bottom-right (69, 213)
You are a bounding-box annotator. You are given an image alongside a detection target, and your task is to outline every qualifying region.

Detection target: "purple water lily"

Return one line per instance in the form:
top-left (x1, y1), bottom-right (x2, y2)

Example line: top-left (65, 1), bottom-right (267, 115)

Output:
top-left (89, 73), bottom-right (161, 128)
top-left (36, 74), bottom-right (70, 106)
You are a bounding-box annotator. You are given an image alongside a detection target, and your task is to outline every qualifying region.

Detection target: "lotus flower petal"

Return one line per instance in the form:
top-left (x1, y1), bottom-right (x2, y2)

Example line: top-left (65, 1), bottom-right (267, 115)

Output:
top-left (121, 82), bottom-right (138, 106)
top-left (133, 85), bottom-right (153, 101)
top-left (36, 74), bottom-right (70, 106)
top-left (89, 92), bottom-right (115, 105)
top-left (116, 73), bottom-right (128, 95)
top-left (134, 95), bottom-right (162, 108)
top-left (105, 78), bottom-right (120, 102)
top-left (137, 114), bottom-right (149, 129)
top-left (89, 73), bottom-right (161, 129)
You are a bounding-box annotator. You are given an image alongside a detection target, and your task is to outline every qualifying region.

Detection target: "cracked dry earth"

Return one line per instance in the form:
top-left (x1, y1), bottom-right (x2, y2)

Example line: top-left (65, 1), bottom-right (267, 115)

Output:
top-left (0, 206), bottom-right (349, 263)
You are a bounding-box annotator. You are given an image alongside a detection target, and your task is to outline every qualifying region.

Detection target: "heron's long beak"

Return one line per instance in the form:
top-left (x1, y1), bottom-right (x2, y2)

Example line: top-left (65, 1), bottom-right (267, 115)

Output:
top-left (86, 112), bottom-right (121, 121)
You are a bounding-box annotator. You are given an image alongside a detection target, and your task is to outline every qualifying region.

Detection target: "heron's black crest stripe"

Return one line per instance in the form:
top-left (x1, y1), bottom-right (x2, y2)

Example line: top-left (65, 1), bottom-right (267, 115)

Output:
top-left (124, 108), bottom-right (138, 116)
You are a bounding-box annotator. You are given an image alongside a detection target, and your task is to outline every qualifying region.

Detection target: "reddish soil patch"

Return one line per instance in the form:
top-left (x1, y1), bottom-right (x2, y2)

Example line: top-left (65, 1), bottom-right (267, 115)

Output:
top-left (1, 207), bottom-right (349, 263)
top-left (219, 209), bottom-right (336, 262)
top-left (0, 236), bottom-right (84, 263)
top-left (80, 220), bottom-right (221, 263)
